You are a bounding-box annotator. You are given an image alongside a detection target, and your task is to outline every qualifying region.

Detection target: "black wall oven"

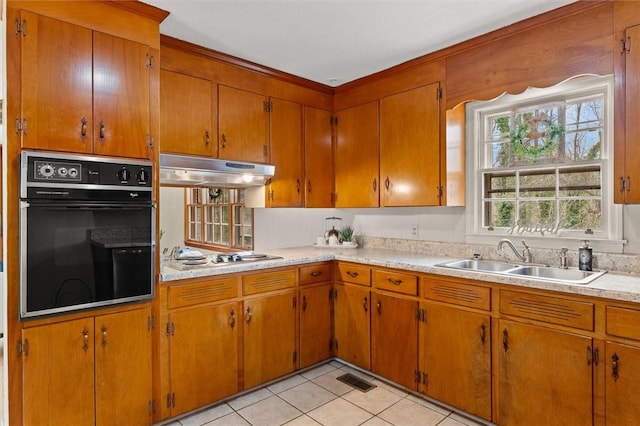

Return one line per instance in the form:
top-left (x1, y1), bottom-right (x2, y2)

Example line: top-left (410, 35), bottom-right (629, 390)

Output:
top-left (20, 151), bottom-right (155, 319)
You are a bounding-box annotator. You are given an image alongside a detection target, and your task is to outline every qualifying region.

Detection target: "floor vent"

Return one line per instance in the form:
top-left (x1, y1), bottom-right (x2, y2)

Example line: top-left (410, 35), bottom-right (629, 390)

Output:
top-left (337, 373), bottom-right (377, 392)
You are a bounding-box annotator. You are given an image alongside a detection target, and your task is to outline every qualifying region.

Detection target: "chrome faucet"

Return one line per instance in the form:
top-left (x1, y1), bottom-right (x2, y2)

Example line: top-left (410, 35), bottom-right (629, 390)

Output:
top-left (560, 247), bottom-right (569, 269)
top-left (497, 239), bottom-right (532, 263)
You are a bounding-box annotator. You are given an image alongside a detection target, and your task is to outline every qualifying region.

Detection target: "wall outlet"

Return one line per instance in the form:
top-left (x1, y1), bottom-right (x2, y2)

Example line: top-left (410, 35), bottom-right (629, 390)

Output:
top-left (411, 224), bottom-right (419, 238)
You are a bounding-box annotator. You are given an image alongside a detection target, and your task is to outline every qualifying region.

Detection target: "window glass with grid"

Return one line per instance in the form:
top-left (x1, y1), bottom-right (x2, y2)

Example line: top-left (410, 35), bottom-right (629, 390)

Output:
top-left (185, 188), bottom-right (253, 250)
top-left (468, 76), bottom-right (619, 242)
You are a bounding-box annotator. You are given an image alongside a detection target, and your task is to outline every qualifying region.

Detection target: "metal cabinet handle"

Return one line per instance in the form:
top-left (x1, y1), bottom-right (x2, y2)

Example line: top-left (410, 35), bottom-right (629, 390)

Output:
top-left (245, 306), bottom-right (252, 324)
top-left (296, 178), bottom-right (301, 194)
top-left (221, 133), bottom-right (227, 148)
top-left (612, 353), bottom-right (620, 381)
top-left (346, 271), bottom-right (359, 278)
top-left (373, 178), bottom-right (377, 192)
top-left (302, 295), bottom-right (308, 312)
top-left (82, 327), bottom-right (89, 351)
top-left (230, 308), bottom-right (236, 329)
top-left (99, 120), bottom-right (106, 143)
top-left (80, 117), bottom-right (88, 140)
top-left (101, 325), bottom-right (108, 347)
top-left (363, 296), bottom-right (368, 313)
top-left (480, 323), bottom-right (487, 345)
top-left (307, 179), bottom-right (312, 193)
top-left (205, 130), bottom-right (210, 146)
top-left (376, 300), bottom-right (382, 315)
top-left (384, 177), bottom-right (390, 191)
top-left (387, 278), bottom-right (402, 285)
top-left (310, 271), bottom-right (322, 277)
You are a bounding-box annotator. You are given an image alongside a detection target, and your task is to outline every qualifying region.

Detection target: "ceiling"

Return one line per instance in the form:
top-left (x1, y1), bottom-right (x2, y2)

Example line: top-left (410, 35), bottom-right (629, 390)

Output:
top-left (144, 0), bottom-right (577, 87)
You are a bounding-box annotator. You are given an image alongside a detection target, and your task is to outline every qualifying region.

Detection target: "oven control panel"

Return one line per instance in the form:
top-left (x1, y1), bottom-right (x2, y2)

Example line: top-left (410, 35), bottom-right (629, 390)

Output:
top-left (21, 150), bottom-right (153, 200)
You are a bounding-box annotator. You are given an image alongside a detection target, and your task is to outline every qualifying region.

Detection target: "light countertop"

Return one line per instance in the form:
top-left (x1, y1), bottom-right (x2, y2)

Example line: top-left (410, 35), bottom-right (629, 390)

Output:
top-left (160, 246), bottom-right (640, 304)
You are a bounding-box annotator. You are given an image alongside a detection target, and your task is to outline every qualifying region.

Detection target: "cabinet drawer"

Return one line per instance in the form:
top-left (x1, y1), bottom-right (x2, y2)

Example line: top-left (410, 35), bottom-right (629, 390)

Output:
top-left (424, 278), bottom-right (491, 311)
top-left (606, 306), bottom-right (640, 340)
top-left (299, 263), bottom-right (332, 286)
top-left (373, 269), bottom-right (418, 296)
top-left (500, 290), bottom-right (594, 331)
top-left (335, 262), bottom-right (371, 286)
top-left (243, 269), bottom-right (296, 295)
top-left (169, 277), bottom-right (239, 309)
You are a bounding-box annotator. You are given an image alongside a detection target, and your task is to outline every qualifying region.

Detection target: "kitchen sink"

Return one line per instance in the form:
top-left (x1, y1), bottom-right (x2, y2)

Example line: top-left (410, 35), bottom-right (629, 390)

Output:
top-left (436, 259), bottom-right (607, 285)
top-left (437, 259), bottom-right (518, 272)
top-left (505, 265), bottom-right (607, 285)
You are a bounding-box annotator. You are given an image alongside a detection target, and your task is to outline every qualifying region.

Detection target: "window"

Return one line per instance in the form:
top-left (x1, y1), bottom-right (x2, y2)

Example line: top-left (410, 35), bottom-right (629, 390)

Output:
top-left (466, 75), bottom-right (622, 250)
top-left (185, 187), bottom-right (253, 250)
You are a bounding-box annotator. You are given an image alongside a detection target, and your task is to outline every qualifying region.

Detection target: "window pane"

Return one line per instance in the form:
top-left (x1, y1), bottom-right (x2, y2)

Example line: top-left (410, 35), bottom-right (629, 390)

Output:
top-left (560, 199), bottom-right (601, 230)
top-left (484, 200), bottom-right (516, 228)
top-left (486, 174), bottom-right (516, 199)
top-left (519, 170), bottom-right (556, 198)
top-left (518, 200), bottom-right (556, 226)
top-left (559, 167), bottom-right (601, 197)
top-left (512, 107), bottom-right (562, 164)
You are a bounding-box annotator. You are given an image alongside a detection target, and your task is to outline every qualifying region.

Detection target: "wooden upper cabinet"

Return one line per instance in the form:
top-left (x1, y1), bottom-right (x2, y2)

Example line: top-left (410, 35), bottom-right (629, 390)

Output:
top-left (20, 10), bottom-right (93, 154)
top-left (160, 69), bottom-right (214, 157)
top-left (304, 106), bottom-right (334, 207)
top-left (19, 11), bottom-right (153, 159)
top-left (92, 32), bottom-right (151, 159)
top-left (380, 83), bottom-right (442, 207)
top-left (615, 24), bottom-right (640, 204)
top-left (335, 101), bottom-right (380, 207)
top-left (218, 85), bottom-right (269, 163)
top-left (268, 97), bottom-right (304, 207)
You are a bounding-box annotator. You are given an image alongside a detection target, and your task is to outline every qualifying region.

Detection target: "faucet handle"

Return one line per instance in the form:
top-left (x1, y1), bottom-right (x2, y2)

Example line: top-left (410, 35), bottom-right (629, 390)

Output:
top-left (521, 240), bottom-right (529, 249)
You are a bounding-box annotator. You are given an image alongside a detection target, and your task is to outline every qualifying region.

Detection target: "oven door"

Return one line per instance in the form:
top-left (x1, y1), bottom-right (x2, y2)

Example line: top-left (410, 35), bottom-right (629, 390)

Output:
top-left (20, 200), bottom-right (155, 319)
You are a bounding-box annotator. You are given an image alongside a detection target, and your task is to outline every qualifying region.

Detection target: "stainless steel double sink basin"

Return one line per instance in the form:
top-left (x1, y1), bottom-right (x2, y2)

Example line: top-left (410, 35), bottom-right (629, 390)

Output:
top-left (436, 259), bottom-right (607, 285)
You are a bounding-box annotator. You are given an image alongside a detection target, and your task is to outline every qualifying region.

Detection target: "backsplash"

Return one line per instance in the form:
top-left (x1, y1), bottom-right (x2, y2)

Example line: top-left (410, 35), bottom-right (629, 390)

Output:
top-left (359, 236), bottom-right (640, 276)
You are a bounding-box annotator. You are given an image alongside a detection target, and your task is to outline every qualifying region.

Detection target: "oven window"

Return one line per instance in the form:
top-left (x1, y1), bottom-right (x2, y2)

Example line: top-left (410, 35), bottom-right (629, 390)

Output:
top-left (22, 203), bottom-right (153, 318)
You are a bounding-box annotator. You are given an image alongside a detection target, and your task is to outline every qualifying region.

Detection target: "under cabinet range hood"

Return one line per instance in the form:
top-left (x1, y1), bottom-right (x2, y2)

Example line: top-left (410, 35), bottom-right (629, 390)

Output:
top-left (159, 153), bottom-right (275, 187)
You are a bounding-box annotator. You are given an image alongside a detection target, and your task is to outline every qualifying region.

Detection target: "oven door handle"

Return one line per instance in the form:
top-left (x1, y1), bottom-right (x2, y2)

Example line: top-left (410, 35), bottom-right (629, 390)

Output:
top-left (22, 201), bottom-right (154, 209)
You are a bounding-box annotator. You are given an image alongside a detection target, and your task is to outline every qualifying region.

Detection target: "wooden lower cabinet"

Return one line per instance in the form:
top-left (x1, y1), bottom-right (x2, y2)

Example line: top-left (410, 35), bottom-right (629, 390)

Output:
top-left (23, 308), bottom-right (152, 426)
top-left (371, 292), bottom-right (418, 389)
top-left (334, 283), bottom-right (371, 369)
top-left (419, 303), bottom-right (491, 421)
top-left (299, 283), bottom-right (333, 368)
top-left (498, 319), bottom-right (594, 425)
top-left (243, 290), bottom-right (297, 389)
top-left (604, 341), bottom-right (640, 425)
top-left (168, 301), bottom-right (239, 416)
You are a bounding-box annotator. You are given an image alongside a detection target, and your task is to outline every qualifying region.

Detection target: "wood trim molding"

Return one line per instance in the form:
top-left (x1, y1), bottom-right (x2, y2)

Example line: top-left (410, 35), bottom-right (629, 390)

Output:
top-left (161, 35), bottom-right (335, 95)
top-left (99, 0), bottom-right (170, 23)
top-left (335, 1), bottom-right (610, 94)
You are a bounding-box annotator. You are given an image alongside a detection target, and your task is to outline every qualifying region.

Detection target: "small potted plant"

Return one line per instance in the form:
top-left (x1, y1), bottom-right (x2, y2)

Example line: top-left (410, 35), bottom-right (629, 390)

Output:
top-left (339, 225), bottom-right (356, 246)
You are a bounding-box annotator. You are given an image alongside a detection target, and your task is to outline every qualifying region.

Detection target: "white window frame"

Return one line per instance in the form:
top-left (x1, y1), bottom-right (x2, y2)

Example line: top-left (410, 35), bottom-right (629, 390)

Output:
top-left (465, 75), bottom-right (625, 253)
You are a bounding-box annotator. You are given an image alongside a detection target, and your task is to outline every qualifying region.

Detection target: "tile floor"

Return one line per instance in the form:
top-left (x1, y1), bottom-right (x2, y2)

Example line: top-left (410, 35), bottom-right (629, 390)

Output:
top-left (163, 360), bottom-right (490, 426)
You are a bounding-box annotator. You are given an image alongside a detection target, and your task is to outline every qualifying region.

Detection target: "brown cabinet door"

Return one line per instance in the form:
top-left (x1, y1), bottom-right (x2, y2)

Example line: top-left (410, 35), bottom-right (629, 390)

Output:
top-left (160, 69), bottom-right (214, 156)
top-left (218, 85), bottom-right (269, 163)
top-left (335, 101), bottom-right (380, 207)
top-left (380, 83), bottom-right (441, 206)
top-left (169, 302), bottom-right (239, 416)
top-left (22, 318), bottom-right (95, 426)
top-left (304, 106), bottom-right (334, 207)
top-left (243, 291), bottom-right (296, 389)
top-left (419, 303), bottom-right (491, 421)
top-left (95, 308), bottom-right (152, 426)
top-left (619, 24), bottom-right (640, 203)
top-left (93, 31), bottom-right (151, 159)
top-left (299, 283), bottom-right (333, 368)
top-left (604, 341), bottom-right (640, 425)
top-left (498, 320), bottom-right (593, 425)
top-left (20, 11), bottom-right (93, 153)
top-left (372, 293), bottom-right (418, 389)
top-left (334, 283), bottom-right (371, 369)
top-left (269, 98), bottom-right (304, 207)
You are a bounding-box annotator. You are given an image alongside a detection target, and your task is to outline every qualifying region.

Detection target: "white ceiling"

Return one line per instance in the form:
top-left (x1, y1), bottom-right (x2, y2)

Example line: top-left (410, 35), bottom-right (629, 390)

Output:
top-left (144, 0), bottom-right (577, 87)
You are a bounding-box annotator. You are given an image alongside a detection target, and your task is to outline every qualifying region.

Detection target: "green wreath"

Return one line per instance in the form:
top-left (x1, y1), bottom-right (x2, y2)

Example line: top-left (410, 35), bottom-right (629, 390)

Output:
top-left (511, 115), bottom-right (564, 163)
